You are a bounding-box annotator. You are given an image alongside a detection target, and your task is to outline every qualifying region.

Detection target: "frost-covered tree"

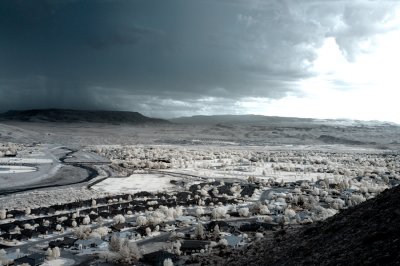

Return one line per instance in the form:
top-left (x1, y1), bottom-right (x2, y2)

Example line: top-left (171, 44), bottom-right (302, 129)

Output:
top-left (119, 244), bottom-right (131, 263)
top-left (14, 226), bottom-right (21, 234)
top-left (218, 239), bottom-right (228, 247)
top-left (263, 215), bottom-right (273, 222)
top-left (125, 240), bottom-right (142, 262)
top-left (195, 207), bottom-right (205, 217)
top-left (92, 227), bottom-right (110, 238)
top-left (330, 198), bottom-right (345, 210)
top-left (147, 210), bottom-right (165, 225)
top-left (172, 241), bottom-right (182, 255)
top-left (109, 235), bottom-right (122, 252)
top-left (52, 247), bottom-right (60, 259)
top-left (230, 185), bottom-right (242, 197)
top-left (96, 216), bottom-right (104, 226)
top-left (163, 258), bottom-right (174, 266)
top-left (73, 226), bottom-right (91, 240)
top-left (194, 223), bottom-right (205, 240)
top-left (24, 224), bottom-right (34, 230)
top-left (0, 210), bottom-right (6, 220)
top-left (259, 204), bottom-right (270, 215)
top-left (45, 248), bottom-right (53, 259)
top-left (212, 188), bottom-right (219, 196)
top-left (89, 232), bottom-right (102, 239)
top-left (212, 207), bottom-right (227, 219)
top-left (350, 194), bottom-right (366, 205)
top-left (57, 216), bottom-right (68, 223)
top-left (284, 208), bottom-right (296, 219)
top-left (145, 227), bottom-right (152, 236)
top-left (238, 207), bottom-right (250, 217)
top-left (113, 214), bottom-right (126, 224)
top-left (101, 237), bottom-right (142, 264)
top-left (0, 249), bottom-right (7, 261)
top-left (213, 225), bottom-right (220, 239)
top-left (82, 215), bottom-right (91, 225)
top-left (136, 216), bottom-right (148, 226)
top-left (175, 206), bottom-right (183, 217)
top-left (200, 189), bottom-right (208, 197)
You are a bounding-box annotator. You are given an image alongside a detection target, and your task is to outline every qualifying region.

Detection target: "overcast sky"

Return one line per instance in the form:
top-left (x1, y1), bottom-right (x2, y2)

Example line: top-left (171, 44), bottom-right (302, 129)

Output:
top-left (1, 0), bottom-right (399, 122)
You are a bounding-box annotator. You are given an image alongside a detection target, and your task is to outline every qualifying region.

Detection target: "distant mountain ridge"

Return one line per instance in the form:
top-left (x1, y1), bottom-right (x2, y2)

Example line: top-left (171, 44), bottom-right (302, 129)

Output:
top-left (170, 114), bottom-right (397, 126)
top-left (0, 109), bottom-right (169, 124)
top-left (0, 110), bottom-right (396, 127)
top-left (169, 115), bottom-right (313, 124)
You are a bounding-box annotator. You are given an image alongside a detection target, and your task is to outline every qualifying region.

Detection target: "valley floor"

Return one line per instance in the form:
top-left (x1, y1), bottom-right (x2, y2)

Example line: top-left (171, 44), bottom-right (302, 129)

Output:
top-left (0, 121), bottom-right (399, 265)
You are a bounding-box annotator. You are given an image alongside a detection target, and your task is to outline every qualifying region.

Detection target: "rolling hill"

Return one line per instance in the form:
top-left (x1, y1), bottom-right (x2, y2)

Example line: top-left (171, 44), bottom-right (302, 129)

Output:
top-left (0, 109), bottom-right (170, 124)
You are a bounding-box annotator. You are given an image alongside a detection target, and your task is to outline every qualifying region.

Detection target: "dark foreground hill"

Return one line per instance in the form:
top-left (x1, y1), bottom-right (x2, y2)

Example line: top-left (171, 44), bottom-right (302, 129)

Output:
top-left (227, 185), bottom-right (400, 266)
top-left (0, 109), bottom-right (169, 124)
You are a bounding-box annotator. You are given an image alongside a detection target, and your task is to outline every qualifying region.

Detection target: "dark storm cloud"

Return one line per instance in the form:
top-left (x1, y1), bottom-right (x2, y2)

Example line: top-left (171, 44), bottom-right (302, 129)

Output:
top-left (86, 25), bottom-right (163, 50)
top-left (0, 0), bottom-right (398, 117)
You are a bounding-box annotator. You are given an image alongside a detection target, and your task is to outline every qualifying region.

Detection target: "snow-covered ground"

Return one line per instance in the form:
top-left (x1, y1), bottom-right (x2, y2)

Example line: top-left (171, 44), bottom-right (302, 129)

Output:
top-left (92, 173), bottom-right (178, 194)
top-left (41, 258), bottom-right (75, 266)
top-left (0, 165), bottom-right (37, 174)
top-left (0, 158), bottom-right (53, 164)
top-left (0, 187), bottom-right (106, 209)
top-left (0, 121), bottom-right (398, 211)
top-left (0, 121), bottom-right (398, 266)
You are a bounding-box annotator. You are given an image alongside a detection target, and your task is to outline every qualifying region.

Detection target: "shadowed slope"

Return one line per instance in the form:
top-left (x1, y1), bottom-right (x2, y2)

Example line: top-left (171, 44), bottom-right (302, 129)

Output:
top-left (228, 185), bottom-right (400, 266)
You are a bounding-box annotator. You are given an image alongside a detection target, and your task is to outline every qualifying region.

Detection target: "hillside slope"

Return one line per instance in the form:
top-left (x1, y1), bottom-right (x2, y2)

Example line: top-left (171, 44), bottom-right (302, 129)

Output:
top-left (0, 109), bottom-right (169, 124)
top-left (228, 185), bottom-right (400, 266)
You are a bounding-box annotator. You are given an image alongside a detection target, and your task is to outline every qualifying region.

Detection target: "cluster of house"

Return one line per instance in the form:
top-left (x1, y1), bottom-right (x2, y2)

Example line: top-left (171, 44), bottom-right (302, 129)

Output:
top-left (1, 251), bottom-right (47, 266)
top-left (0, 178), bottom-right (281, 266)
top-left (138, 219), bottom-right (278, 265)
top-left (0, 179), bottom-right (265, 243)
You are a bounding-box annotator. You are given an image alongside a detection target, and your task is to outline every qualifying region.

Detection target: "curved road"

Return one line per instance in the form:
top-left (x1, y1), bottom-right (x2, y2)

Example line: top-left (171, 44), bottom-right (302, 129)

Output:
top-left (0, 147), bottom-right (105, 196)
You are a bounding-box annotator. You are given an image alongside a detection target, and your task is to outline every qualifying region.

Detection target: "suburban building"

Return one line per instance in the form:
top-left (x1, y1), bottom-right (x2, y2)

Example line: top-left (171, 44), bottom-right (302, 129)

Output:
top-left (13, 253), bottom-right (46, 266)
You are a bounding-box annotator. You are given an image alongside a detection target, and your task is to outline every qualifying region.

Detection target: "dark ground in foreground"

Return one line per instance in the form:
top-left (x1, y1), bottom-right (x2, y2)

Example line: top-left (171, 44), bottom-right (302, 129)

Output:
top-left (224, 185), bottom-right (400, 266)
